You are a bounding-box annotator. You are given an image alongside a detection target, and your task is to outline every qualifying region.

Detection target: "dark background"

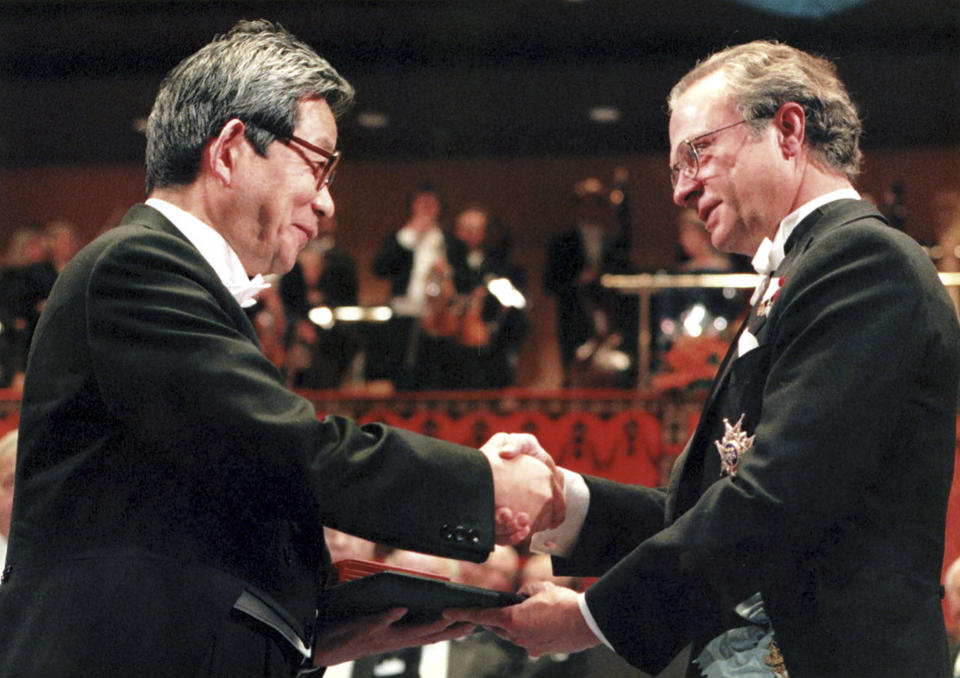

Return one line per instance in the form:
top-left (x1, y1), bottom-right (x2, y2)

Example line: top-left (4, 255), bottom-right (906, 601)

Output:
top-left (1, 0), bottom-right (958, 167)
top-left (2, 0), bottom-right (958, 388)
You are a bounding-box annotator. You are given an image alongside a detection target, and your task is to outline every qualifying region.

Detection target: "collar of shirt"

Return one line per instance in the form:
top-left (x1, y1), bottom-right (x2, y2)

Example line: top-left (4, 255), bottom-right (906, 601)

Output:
top-left (145, 198), bottom-right (270, 308)
top-left (751, 188), bottom-right (861, 276)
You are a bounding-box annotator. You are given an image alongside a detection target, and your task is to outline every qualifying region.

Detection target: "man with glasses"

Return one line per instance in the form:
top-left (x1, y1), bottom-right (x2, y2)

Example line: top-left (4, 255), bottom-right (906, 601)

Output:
top-left (0, 20), bottom-right (565, 678)
top-left (449, 40), bottom-right (960, 677)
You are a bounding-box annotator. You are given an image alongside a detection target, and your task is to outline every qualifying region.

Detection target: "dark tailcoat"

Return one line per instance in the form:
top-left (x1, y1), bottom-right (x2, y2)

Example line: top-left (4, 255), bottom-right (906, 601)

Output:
top-left (555, 200), bottom-right (960, 677)
top-left (0, 205), bottom-right (496, 676)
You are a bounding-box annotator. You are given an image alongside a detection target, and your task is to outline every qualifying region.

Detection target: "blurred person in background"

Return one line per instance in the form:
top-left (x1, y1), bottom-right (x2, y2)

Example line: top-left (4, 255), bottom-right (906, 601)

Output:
top-left (371, 183), bottom-right (459, 390)
top-left (543, 176), bottom-right (636, 388)
top-left (651, 209), bottom-right (745, 374)
top-left (447, 207), bottom-right (530, 389)
top-left (0, 220), bottom-right (80, 389)
top-left (458, 544), bottom-right (520, 594)
top-left (281, 215), bottom-right (360, 388)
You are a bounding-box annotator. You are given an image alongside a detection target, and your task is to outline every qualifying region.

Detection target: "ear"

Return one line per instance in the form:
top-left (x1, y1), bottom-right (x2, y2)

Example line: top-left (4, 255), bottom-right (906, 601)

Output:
top-left (206, 118), bottom-right (248, 187)
top-left (774, 101), bottom-right (806, 160)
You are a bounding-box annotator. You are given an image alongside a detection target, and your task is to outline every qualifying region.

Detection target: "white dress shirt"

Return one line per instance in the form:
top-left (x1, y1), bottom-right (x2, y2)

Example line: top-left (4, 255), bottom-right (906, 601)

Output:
top-left (751, 188), bottom-right (861, 278)
top-left (144, 198), bottom-right (271, 308)
top-left (391, 224), bottom-right (446, 318)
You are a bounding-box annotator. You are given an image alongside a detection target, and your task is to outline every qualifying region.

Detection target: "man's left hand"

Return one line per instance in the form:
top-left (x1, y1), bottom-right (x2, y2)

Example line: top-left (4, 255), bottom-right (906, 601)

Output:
top-left (443, 581), bottom-right (600, 657)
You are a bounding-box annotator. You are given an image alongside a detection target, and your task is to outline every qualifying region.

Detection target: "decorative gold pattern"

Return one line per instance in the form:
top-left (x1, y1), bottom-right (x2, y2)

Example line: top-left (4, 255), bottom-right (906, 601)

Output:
top-left (764, 639), bottom-right (789, 678)
top-left (714, 414), bottom-right (755, 476)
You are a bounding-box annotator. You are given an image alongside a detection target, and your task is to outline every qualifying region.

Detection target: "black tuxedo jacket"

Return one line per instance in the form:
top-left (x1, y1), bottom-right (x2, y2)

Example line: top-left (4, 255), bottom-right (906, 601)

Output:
top-left (0, 205), bottom-right (496, 676)
top-left (555, 200), bottom-right (960, 677)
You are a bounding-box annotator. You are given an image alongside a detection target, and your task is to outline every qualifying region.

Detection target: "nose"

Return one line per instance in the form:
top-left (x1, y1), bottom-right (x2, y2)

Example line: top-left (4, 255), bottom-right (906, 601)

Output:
top-left (312, 184), bottom-right (335, 220)
top-left (672, 171), bottom-right (701, 208)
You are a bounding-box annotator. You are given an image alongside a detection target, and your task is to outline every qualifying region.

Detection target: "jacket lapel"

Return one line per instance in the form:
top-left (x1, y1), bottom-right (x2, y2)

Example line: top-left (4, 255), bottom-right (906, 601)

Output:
top-left (119, 204), bottom-right (262, 346)
top-left (664, 302), bottom-right (757, 524)
top-left (664, 199), bottom-right (886, 525)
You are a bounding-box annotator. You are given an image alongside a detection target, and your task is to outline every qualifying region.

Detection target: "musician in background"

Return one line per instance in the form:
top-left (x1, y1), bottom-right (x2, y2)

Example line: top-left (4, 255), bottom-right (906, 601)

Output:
top-left (447, 207), bottom-right (530, 389)
top-left (543, 174), bottom-right (636, 388)
top-left (371, 183), bottom-right (458, 390)
top-left (651, 209), bottom-right (746, 373)
top-left (281, 216), bottom-right (360, 389)
top-left (0, 220), bottom-right (80, 389)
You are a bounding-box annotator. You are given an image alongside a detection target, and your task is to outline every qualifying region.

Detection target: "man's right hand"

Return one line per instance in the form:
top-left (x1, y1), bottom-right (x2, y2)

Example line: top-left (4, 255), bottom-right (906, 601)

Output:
top-left (480, 433), bottom-right (565, 545)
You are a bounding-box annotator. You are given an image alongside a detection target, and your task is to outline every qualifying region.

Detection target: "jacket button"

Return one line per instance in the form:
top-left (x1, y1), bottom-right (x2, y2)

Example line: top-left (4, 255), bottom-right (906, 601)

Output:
top-left (441, 523), bottom-right (454, 541)
top-left (468, 529), bottom-right (480, 545)
top-left (453, 526), bottom-right (468, 542)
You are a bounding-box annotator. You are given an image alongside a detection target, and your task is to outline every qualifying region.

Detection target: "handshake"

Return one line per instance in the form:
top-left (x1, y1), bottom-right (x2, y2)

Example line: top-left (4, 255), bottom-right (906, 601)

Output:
top-left (479, 432), bottom-right (566, 545)
top-left (312, 433), bottom-right (576, 668)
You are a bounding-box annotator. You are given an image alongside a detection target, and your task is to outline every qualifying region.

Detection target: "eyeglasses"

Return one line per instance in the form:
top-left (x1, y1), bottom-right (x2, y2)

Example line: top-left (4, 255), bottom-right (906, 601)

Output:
top-left (669, 118), bottom-right (754, 188)
top-left (282, 133), bottom-right (341, 191)
top-left (247, 121), bottom-right (341, 191)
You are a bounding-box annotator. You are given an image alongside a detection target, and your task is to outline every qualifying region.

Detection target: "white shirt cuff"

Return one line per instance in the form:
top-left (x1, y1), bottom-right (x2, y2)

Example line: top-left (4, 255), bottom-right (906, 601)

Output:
top-left (578, 592), bottom-right (616, 652)
top-left (530, 469), bottom-right (589, 557)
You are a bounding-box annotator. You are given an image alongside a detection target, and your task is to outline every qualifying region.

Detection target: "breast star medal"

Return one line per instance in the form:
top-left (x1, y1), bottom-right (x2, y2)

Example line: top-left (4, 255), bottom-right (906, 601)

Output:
top-left (714, 414), bottom-right (755, 477)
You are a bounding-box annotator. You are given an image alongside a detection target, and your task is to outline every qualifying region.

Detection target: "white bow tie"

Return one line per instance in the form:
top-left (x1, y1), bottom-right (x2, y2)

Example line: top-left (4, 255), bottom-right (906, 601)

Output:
top-left (749, 237), bottom-right (778, 306)
top-left (751, 237), bottom-right (776, 276)
top-left (227, 274), bottom-right (271, 308)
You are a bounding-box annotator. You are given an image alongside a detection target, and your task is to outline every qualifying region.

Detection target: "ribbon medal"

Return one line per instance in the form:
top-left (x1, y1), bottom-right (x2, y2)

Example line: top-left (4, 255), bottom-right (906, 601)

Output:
top-left (756, 277), bottom-right (784, 318)
top-left (714, 414), bottom-right (755, 477)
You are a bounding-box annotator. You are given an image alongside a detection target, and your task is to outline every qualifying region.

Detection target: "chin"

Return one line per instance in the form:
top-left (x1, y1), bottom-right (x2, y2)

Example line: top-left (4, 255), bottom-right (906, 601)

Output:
top-left (709, 229), bottom-right (733, 254)
top-left (272, 248), bottom-right (302, 275)
top-left (710, 224), bottom-right (749, 256)
top-left (271, 258), bottom-right (298, 276)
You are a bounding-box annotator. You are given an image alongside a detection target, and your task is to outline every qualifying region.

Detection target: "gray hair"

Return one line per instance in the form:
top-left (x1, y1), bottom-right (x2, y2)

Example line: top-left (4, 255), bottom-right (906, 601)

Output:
top-left (145, 19), bottom-right (354, 194)
top-left (668, 40), bottom-right (862, 180)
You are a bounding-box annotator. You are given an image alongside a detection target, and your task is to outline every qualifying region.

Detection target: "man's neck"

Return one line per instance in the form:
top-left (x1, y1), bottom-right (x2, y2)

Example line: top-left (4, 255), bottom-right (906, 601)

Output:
top-left (788, 160), bottom-right (855, 215)
top-left (149, 183), bottom-right (218, 235)
top-left (745, 161), bottom-right (854, 257)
